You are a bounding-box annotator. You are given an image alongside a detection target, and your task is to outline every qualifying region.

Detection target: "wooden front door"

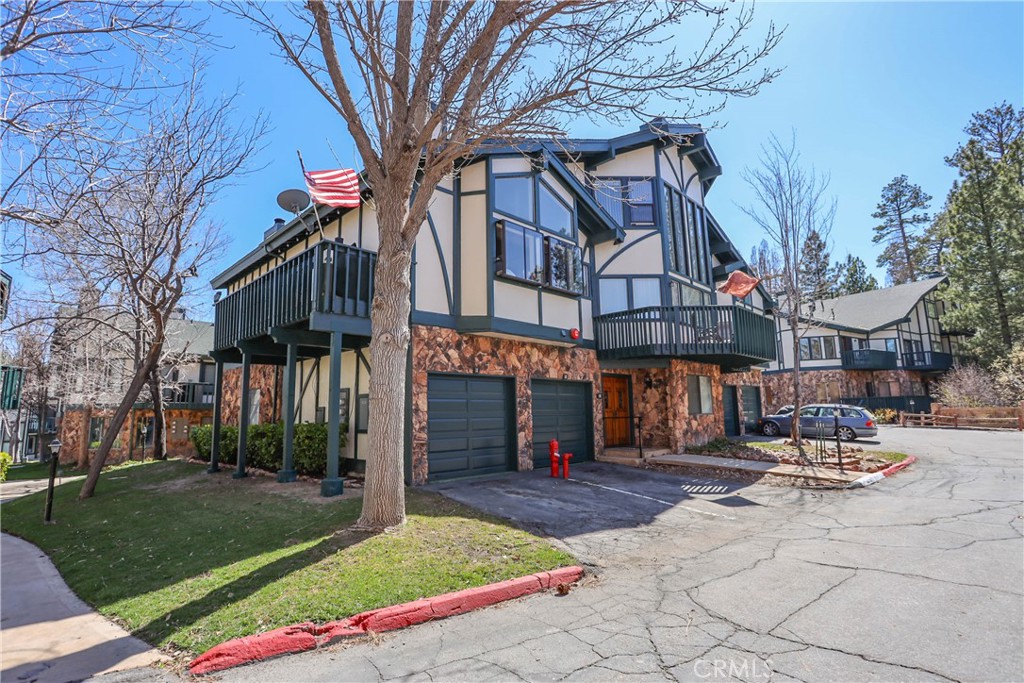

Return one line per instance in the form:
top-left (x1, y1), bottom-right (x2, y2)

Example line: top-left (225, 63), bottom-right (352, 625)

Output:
top-left (603, 374), bottom-right (632, 447)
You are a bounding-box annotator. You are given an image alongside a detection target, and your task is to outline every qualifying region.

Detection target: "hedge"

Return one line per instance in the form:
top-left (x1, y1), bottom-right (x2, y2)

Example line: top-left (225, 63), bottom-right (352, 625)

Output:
top-left (189, 422), bottom-right (347, 478)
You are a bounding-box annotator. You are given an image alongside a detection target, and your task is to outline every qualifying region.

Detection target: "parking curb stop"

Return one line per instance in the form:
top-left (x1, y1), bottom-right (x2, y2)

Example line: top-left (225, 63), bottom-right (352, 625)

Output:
top-left (849, 455), bottom-right (917, 488)
top-left (189, 565), bottom-right (585, 675)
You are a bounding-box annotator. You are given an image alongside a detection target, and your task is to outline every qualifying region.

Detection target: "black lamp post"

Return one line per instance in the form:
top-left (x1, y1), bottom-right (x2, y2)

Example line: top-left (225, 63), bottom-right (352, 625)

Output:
top-left (44, 438), bottom-right (61, 524)
top-left (833, 406), bottom-right (844, 472)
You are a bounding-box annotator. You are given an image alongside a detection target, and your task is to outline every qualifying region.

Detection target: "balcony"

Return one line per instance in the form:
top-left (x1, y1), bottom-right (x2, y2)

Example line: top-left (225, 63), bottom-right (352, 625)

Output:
top-left (164, 382), bottom-right (214, 408)
top-left (903, 351), bottom-right (954, 372)
top-left (593, 305), bottom-right (777, 368)
top-left (214, 241), bottom-right (377, 353)
top-left (840, 349), bottom-right (898, 370)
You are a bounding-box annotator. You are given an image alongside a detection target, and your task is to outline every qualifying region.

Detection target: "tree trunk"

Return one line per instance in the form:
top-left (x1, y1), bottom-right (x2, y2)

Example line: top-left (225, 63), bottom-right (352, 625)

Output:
top-left (790, 312), bottom-right (804, 455)
top-left (79, 341), bottom-right (164, 499)
top-left (77, 403), bottom-right (93, 469)
top-left (149, 368), bottom-right (166, 460)
top-left (898, 215), bottom-right (916, 282)
top-left (356, 194), bottom-right (414, 531)
top-left (980, 211), bottom-right (1012, 350)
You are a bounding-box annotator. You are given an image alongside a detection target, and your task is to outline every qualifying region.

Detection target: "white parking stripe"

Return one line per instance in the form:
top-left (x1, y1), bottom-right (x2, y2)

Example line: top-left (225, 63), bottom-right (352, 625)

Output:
top-left (566, 478), bottom-right (737, 520)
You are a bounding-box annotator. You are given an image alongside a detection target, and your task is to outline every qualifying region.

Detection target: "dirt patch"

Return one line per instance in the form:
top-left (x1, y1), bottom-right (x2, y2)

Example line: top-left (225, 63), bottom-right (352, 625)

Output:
top-left (685, 439), bottom-right (892, 474)
top-left (147, 461), bottom-right (363, 505)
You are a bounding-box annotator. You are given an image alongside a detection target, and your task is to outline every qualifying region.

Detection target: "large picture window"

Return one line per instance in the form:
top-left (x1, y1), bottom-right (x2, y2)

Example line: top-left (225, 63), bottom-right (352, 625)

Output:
top-left (670, 280), bottom-right (708, 306)
top-left (799, 335), bottom-right (840, 360)
top-left (497, 220), bottom-right (585, 295)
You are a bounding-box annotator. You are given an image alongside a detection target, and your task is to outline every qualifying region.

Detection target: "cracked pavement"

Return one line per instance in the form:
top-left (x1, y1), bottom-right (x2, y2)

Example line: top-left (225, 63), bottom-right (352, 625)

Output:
top-left (97, 427), bottom-right (1023, 682)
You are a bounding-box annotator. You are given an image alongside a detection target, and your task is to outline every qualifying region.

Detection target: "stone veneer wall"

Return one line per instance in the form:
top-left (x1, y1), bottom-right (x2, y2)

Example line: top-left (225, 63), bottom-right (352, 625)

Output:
top-left (762, 368), bottom-right (925, 413)
top-left (59, 406), bottom-right (211, 466)
top-left (613, 360), bottom-right (726, 452)
top-left (410, 325), bottom-right (603, 486)
top-left (720, 368), bottom-right (765, 436)
top-left (222, 364), bottom-right (282, 426)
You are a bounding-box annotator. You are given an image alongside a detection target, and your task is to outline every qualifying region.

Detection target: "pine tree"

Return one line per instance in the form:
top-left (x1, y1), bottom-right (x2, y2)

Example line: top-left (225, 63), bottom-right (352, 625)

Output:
top-left (798, 229), bottom-right (837, 298)
top-left (834, 254), bottom-right (879, 295)
top-left (872, 175), bottom-right (932, 284)
top-left (938, 104), bottom-right (1024, 363)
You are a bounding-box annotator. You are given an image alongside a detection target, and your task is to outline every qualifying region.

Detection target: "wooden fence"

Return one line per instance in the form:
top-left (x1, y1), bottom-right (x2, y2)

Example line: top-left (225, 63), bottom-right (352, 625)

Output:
top-left (900, 412), bottom-right (1024, 431)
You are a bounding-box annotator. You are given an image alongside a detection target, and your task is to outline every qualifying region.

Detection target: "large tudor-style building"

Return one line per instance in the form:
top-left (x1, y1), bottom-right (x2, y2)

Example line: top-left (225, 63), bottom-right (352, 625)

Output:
top-left (763, 277), bottom-right (970, 414)
top-left (209, 123), bottom-right (778, 492)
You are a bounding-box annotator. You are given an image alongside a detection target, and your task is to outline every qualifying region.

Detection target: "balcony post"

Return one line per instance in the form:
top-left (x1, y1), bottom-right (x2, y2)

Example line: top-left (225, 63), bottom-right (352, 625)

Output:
top-left (234, 351), bottom-right (251, 479)
top-left (277, 342), bottom-right (298, 483)
top-left (207, 360), bottom-right (224, 474)
top-left (321, 330), bottom-right (344, 497)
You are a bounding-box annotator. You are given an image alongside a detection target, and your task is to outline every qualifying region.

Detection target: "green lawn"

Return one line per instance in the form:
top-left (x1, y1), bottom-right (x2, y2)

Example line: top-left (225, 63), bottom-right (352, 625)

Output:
top-left (3, 460), bottom-right (89, 481)
top-left (0, 461), bottom-right (574, 655)
top-left (863, 450), bottom-right (910, 463)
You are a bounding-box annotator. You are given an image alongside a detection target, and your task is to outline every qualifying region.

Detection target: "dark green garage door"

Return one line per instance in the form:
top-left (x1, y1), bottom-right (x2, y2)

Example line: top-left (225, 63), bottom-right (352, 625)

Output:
top-left (741, 386), bottom-right (763, 432)
top-left (427, 374), bottom-right (513, 481)
top-left (531, 380), bottom-right (592, 469)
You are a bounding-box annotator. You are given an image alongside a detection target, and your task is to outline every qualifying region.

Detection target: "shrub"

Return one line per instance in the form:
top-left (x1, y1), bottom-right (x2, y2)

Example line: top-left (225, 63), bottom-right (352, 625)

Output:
top-left (873, 408), bottom-right (898, 424)
top-left (293, 423), bottom-right (348, 478)
top-left (993, 343), bottom-right (1024, 405)
top-left (934, 364), bottom-right (1003, 407)
top-left (0, 452), bottom-right (11, 483)
top-left (190, 425), bottom-right (213, 460)
top-left (247, 423), bottom-right (284, 472)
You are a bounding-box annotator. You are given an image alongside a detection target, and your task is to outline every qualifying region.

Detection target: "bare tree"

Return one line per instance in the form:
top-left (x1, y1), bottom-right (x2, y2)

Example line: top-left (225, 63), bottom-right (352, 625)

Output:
top-left (232, 0), bottom-right (782, 529)
top-left (1, 1), bottom-right (205, 244)
top-left (16, 75), bottom-right (264, 499)
top-left (741, 135), bottom-right (835, 449)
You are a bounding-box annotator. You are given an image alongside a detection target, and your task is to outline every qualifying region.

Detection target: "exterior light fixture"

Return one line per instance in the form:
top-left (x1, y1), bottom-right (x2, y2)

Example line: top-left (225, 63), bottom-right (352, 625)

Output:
top-left (569, 328), bottom-right (581, 341)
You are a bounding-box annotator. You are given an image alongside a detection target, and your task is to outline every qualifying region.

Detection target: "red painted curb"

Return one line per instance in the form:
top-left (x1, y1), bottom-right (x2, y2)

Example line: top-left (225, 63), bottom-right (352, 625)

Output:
top-left (189, 565), bottom-right (584, 675)
top-left (881, 455), bottom-right (917, 477)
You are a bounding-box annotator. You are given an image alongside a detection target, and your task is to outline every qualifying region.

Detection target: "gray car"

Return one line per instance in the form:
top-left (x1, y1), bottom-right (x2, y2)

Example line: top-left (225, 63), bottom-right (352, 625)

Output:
top-left (758, 404), bottom-right (878, 441)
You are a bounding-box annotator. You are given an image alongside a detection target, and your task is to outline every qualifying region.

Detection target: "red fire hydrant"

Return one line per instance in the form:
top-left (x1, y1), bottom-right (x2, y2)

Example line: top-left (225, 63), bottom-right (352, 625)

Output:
top-left (549, 439), bottom-right (560, 478)
top-left (561, 452), bottom-right (573, 479)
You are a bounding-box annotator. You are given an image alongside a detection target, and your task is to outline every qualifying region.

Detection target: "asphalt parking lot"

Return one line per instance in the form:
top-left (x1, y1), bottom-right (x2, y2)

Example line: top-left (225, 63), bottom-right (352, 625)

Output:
top-left (98, 426), bottom-right (1024, 682)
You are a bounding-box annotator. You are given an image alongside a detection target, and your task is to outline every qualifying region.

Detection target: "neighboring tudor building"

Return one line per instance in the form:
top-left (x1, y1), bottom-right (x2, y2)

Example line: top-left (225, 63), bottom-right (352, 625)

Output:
top-left (209, 122), bottom-right (777, 492)
top-left (58, 315), bottom-right (217, 465)
top-left (763, 276), bottom-right (970, 414)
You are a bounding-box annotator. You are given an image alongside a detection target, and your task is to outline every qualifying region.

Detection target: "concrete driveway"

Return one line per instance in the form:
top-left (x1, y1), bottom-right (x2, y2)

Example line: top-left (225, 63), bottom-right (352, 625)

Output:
top-left (96, 426), bottom-right (1023, 682)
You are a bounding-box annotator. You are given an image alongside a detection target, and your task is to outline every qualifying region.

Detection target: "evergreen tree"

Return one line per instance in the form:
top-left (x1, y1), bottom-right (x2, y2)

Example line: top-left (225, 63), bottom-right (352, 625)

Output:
top-left (834, 254), bottom-right (878, 295)
top-left (798, 229), bottom-right (837, 298)
top-left (872, 175), bottom-right (932, 284)
top-left (938, 104), bottom-right (1024, 364)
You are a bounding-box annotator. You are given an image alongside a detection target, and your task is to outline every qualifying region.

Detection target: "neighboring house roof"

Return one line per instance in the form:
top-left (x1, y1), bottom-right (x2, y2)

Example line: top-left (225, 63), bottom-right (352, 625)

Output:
top-left (165, 318), bottom-right (214, 358)
top-left (785, 276), bottom-right (947, 333)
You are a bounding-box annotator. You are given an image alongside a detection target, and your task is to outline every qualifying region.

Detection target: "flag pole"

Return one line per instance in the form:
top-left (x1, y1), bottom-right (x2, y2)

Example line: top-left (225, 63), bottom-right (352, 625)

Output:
top-left (297, 150), bottom-right (327, 241)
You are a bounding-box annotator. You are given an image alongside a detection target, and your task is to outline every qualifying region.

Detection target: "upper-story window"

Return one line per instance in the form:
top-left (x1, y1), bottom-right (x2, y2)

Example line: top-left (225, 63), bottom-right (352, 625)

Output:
top-left (494, 174), bottom-right (576, 239)
top-left (496, 220), bottom-right (585, 295)
top-left (663, 184), bottom-right (710, 284)
top-left (593, 178), bottom-right (655, 227)
top-left (599, 276), bottom-right (661, 313)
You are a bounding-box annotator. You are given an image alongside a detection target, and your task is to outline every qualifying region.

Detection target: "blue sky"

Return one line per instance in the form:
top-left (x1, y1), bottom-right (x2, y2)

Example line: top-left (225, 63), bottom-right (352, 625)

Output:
top-left (199, 1), bottom-right (1022, 290)
top-left (8, 2), bottom-right (1023, 309)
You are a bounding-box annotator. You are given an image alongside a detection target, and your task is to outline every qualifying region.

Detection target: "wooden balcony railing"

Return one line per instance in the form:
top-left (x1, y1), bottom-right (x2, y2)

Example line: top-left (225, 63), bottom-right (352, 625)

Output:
top-left (902, 351), bottom-right (954, 371)
top-left (214, 241), bottom-right (377, 351)
top-left (593, 305), bottom-right (777, 365)
top-left (840, 349), bottom-right (898, 370)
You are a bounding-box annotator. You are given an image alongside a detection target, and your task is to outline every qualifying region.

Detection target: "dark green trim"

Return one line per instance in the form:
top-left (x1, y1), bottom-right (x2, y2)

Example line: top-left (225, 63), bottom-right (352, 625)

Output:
top-left (453, 174), bottom-right (462, 317)
top-left (595, 230), bottom-right (660, 276)
top-left (425, 210), bottom-right (454, 314)
top-left (456, 315), bottom-right (596, 348)
top-left (411, 311), bottom-right (457, 328)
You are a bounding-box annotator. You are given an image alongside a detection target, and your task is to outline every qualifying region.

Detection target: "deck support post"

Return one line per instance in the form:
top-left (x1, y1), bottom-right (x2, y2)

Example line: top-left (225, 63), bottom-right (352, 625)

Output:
top-left (208, 360), bottom-right (224, 473)
top-left (321, 330), bottom-right (344, 497)
top-left (234, 351), bottom-right (251, 479)
top-left (277, 342), bottom-right (298, 483)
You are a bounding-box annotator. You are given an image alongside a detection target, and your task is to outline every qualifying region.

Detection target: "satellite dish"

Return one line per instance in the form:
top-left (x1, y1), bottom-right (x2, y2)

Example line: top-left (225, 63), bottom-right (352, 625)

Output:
top-left (277, 189), bottom-right (311, 215)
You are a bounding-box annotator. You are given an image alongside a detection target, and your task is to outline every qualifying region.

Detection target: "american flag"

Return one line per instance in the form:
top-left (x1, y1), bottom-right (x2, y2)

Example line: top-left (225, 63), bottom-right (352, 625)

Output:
top-left (303, 168), bottom-right (361, 208)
